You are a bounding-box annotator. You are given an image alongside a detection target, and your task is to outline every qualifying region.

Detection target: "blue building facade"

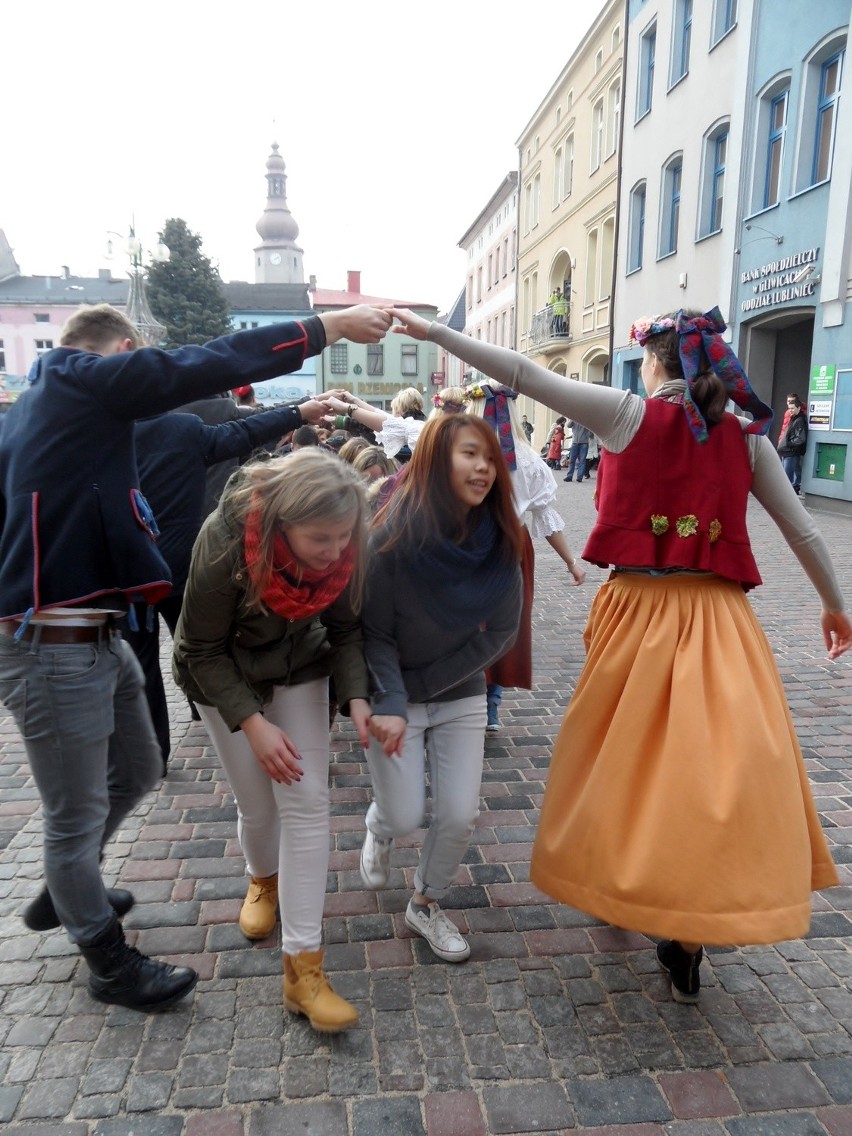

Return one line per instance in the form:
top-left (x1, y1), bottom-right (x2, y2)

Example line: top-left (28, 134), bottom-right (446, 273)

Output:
top-left (730, 0), bottom-right (852, 510)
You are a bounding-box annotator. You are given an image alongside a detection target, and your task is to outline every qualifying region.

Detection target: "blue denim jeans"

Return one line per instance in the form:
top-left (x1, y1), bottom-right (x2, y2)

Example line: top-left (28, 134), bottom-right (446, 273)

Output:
top-left (782, 454), bottom-right (803, 491)
top-left (566, 442), bottom-right (589, 480)
top-left (0, 630), bottom-right (160, 943)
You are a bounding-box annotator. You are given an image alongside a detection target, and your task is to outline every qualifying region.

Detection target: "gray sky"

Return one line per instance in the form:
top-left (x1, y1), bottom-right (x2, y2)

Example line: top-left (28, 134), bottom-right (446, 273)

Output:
top-left (5, 0), bottom-right (602, 312)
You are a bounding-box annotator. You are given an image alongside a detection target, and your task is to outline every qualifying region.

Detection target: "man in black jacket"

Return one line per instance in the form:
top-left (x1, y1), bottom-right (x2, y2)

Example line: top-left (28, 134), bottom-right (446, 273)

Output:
top-left (0, 301), bottom-right (391, 1013)
top-left (777, 394), bottom-right (808, 495)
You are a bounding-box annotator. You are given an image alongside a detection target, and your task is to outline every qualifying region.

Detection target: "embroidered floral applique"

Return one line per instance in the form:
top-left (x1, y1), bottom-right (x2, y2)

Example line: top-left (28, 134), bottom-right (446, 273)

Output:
top-left (708, 519), bottom-right (722, 543)
top-left (650, 514), bottom-right (669, 536)
top-left (675, 514), bottom-right (699, 537)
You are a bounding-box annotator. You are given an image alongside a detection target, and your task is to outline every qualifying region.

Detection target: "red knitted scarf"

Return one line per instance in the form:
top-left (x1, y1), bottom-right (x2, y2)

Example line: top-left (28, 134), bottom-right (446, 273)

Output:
top-left (243, 507), bottom-right (354, 620)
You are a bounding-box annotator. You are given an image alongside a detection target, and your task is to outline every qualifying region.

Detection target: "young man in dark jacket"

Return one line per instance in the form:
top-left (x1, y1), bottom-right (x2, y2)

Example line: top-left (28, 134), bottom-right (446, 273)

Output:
top-left (777, 394), bottom-right (809, 495)
top-left (0, 301), bottom-right (390, 1012)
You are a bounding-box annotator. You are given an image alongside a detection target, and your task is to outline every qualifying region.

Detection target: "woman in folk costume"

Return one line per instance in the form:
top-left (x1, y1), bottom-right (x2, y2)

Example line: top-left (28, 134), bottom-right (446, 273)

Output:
top-left (389, 305), bottom-right (851, 1004)
top-left (173, 449), bottom-right (371, 1033)
top-left (465, 379), bottom-right (585, 733)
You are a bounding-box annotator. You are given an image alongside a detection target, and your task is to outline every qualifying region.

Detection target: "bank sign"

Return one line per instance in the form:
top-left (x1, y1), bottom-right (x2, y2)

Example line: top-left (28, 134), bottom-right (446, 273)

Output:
top-left (740, 248), bottom-right (820, 313)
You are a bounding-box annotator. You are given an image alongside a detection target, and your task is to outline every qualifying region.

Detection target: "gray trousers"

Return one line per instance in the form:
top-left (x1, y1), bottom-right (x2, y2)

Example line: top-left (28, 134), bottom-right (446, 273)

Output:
top-left (0, 630), bottom-right (161, 944)
top-left (365, 695), bottom-right (486, 899)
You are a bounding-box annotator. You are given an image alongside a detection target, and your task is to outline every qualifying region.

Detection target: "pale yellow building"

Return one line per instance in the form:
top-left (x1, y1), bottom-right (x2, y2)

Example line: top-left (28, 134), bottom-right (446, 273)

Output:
top-left (515, 0), bottom-right (623, 447)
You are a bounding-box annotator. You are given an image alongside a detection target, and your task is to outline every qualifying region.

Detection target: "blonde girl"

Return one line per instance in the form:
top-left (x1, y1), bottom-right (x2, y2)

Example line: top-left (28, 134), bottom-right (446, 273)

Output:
top-left (173, 449), bottom-right (371, 1033)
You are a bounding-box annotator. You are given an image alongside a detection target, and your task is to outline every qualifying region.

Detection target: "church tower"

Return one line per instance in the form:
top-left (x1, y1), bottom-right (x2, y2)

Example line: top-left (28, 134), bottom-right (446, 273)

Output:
top-left (253, 142), bottom-right (305, 284)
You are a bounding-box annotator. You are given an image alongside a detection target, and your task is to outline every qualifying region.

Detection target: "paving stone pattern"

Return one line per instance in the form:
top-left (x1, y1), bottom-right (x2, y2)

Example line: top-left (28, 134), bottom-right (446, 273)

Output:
top-left (1, 482), bottom-right (851, 1134)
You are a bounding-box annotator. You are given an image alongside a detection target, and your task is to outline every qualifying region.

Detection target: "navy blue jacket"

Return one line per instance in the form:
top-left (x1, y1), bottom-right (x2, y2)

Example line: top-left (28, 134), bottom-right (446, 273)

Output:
top-left (135, 405), bottom-right (302, 595)
top-left (0, 319), bottom-right (323, 620)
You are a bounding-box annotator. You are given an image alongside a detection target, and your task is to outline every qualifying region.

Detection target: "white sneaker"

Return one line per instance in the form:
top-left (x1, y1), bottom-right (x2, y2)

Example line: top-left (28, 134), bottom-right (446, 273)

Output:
top-left (485, 721), bottom-right (500, 735)
top-left (359, 828), bottom-right (392, 889)
top-left (404, 900), bottom-right (471, 962)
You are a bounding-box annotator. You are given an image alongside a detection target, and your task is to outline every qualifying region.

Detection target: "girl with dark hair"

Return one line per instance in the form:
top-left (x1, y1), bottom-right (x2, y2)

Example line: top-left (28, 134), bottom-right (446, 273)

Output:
top-left (359, 415), bottom-right (523, 961)
top-left (390, 305), bottom-right (850, 1001)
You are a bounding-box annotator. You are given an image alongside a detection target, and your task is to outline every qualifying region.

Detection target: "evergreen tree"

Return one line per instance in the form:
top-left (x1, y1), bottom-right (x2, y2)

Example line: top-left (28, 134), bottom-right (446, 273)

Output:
top-left (146, 218), bottom-right (232, 347)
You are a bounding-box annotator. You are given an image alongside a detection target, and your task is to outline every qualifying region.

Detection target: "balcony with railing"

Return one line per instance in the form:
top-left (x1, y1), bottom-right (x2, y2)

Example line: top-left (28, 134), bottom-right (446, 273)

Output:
top-left (521, 303), bottom-right (571, 354)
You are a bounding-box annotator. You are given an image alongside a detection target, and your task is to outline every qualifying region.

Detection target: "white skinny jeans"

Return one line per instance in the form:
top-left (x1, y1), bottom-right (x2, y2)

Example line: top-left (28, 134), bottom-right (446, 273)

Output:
top-left (365, 695), bottom-right (486, 899)
top-left (197, 677), bottom-right (330, 955)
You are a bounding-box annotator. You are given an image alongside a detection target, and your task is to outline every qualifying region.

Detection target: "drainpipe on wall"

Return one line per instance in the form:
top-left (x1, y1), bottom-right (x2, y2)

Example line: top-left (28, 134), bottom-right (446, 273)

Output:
top-left (607, 0), bottom-right (630, 384)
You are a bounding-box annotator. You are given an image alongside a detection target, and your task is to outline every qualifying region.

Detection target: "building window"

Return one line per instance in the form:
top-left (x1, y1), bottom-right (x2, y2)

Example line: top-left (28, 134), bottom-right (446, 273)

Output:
top-left (699, 124), bottom-right (729, 236)
top-left (637, 22), bottom-right (656, 119)
top-left (671, 0), bottom-right (692, 85)
top-left (627, 182), bottom-right (646, 272)
top-left (813, 51), bottom-right (843, 185)
top-left (711, 0), bottom-right (737, 45)
top-left (494, 247), bottom-right (500, 283)
top-left (467, 275), bottom-right (473, 310)
top-left (585, 229), bottom-right (598, 303)
top-left (600, 217), bottom-right (615, 301)
top-left (503, 237), bottom-right (509, 276)
top-left (401, 344), bottom-right (418, 376)
top-left (532, 175), bottom-right (541, 227)
top-left (367, 344), bottom-right (384, 376)
top-left (795, 43), bottom-right (845, 192)
top-left (329, 344), bottom-right (348, 374)
top-left (591, 100), bottom-right (604, 170)
top-left (34, 313), bottom-right (50, 323)
top-left (487, 253), bottom-right (493, 289)
top-left (35, 339), bottom-right (54, 355)
top-left (566, 89), bottom-right (573, 112)
top-left (607, 81), bottom-right (621, 157)
top-left (659, 156), bottom-right (682, 257)
top-left (612, 25), bottom-right (621, 52)
top-left (524, 182), bottom-right (533, 233)
top-left (764, 90), bottom-right (788, 207)
top-left (553, 148), bottom-right (564, 206)
top-left (564, 136), bottom-right (574, 196)
top-left (0, 339), bottom-right (5, 371)
top-left (594, 48), bottom-right (603, 73)
top-left (477, 267), bottom-right (483, 302)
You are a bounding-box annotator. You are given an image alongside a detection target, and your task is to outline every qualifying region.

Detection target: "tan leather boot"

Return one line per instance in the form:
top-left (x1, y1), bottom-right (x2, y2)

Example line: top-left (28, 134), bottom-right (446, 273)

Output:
top-left (239, 874), bottom-right (278, 940)
top-left (283, 949), bottom-right (358, 1033)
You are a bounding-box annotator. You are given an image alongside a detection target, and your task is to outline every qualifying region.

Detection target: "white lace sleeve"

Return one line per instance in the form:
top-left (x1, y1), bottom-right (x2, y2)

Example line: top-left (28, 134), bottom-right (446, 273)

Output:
top-left (376, 417), bottom-right (425, 459)
top-left (514, 447), bottom-right (566, 538)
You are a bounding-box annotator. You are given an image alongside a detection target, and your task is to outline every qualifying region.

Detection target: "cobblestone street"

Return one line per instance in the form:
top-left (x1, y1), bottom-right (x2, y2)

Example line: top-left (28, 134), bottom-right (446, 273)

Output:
top-left (1, 478), bottom-right (851, 1135)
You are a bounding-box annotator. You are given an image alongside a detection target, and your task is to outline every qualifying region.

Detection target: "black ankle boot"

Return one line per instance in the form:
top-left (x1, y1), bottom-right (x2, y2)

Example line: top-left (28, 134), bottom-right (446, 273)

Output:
top-left (24, 887), bottom-right (135, 932)
top-left (79, 919), bottom-right (198, 1012)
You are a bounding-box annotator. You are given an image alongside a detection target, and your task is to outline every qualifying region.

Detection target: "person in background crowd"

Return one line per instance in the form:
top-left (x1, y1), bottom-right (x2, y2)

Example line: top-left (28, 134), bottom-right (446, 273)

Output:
top-left (546, 417), bottom-right (566, 469)
top-left (777, 394), bottom-right (808, 495)
top-left (233, 384), bottom-right (258, 408)
top-left (326, 388), bottom-right (426, 463)
top-left (564, 419), bottom-right (592, 483)
top-left (521, 414), bottom-right (535, 444)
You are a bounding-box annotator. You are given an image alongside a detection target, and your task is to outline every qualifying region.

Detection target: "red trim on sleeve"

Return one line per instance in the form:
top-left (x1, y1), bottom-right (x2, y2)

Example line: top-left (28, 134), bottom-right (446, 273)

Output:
top-left (31, 492), bottom-right (41, 612)
top-left (271, 321), bottom-right (308, 357)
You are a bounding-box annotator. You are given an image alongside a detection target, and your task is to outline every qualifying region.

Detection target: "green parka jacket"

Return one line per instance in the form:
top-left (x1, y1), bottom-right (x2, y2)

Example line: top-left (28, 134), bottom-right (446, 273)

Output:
top-left (172, 505), bottom-right (368, 732)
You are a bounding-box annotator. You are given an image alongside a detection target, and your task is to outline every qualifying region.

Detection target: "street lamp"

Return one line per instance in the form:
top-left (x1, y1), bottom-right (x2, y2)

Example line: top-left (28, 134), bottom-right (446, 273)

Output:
top-left (106, 224), bottom-right (170, 346)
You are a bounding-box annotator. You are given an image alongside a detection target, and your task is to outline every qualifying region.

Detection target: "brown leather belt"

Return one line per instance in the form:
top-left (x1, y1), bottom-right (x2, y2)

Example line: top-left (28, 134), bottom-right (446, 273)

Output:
top-left (0, 621), bottom-right (112, 644)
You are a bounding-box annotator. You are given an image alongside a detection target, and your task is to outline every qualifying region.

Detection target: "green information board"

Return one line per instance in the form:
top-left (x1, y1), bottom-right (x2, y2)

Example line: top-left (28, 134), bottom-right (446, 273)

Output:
top-left (810, 364), bottom-right (836, 396)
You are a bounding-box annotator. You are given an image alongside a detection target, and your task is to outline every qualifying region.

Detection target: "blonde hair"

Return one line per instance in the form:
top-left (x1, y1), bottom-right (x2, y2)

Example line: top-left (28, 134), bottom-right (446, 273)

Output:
top-left (390, 386), bottom-right (423, 416)
top-left (428, 385), bottom-right (468, 419)
top-left (224, 448), bottom-right (368, 612)
top-left (352, 445), bottom-right (399, 479)
top-left (337, 436), bottom-right (371, 464)
top-left (465, 378), bottom-right (536, 456)
top-left (60, 304), bottom-right (142, 352)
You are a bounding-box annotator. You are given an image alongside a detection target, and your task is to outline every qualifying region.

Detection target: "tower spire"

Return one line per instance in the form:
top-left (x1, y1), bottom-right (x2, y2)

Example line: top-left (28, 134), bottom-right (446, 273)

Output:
top-left (253, 141), bottom-right (304, 284)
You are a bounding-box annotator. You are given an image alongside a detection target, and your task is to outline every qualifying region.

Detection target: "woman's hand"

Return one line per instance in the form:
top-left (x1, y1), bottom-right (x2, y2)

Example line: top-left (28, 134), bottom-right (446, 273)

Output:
top-left (348, 698), bottom-right (372, 748)
top-left (240, 713), bottom-right (303, 784)
top-left (821, 610), bottom-right (852, 660)
top-left (391, 308), bottom-right (430, 341)
top-left (568, 562), bottom-right (587, 586)
top-left (369, 714), bottom-right (408, 757)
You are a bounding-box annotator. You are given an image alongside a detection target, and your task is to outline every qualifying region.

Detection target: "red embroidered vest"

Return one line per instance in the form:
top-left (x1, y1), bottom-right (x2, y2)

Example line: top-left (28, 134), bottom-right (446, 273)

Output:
top-left (583, 399), bottom-right (762, 589)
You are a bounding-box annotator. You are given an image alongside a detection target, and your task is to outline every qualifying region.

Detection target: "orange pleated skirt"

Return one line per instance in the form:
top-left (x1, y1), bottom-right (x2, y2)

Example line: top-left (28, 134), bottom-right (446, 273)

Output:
top-left (531, 572), bottom-right (838, 946)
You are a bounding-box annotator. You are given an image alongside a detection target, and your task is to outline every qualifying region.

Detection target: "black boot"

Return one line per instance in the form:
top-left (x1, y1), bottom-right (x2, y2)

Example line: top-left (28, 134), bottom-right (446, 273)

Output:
top-left (79, 919), bottom-right (198, 1012)
top-left (24, 887), bottom-right (135, 932)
